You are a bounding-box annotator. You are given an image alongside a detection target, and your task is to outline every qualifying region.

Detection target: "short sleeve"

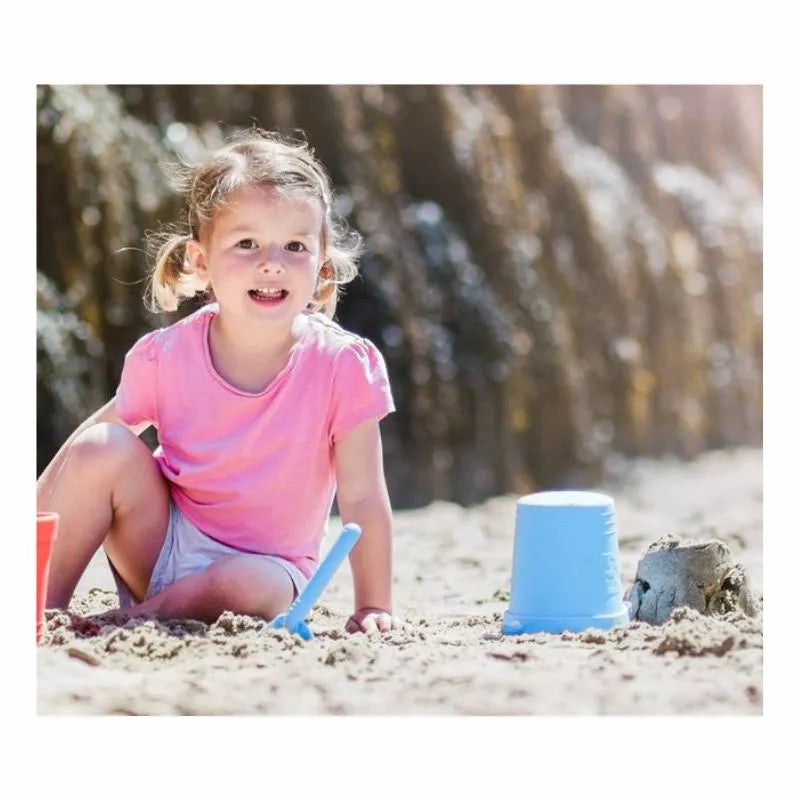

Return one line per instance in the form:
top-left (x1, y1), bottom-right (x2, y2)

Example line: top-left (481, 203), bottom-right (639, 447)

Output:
top-left (329, 338), bottom-right (395, 443)
top-left (114, 328), bottom-right (162, 428)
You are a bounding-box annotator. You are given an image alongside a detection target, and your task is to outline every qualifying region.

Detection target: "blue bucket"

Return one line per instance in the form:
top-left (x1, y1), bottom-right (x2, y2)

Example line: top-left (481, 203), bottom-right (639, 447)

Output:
top-left (502, 491), bottom-right (630, 634)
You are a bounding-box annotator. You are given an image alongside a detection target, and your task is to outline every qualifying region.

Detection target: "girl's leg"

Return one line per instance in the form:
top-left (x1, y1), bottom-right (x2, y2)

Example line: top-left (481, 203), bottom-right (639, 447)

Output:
top-left (40, 422), bottom-right (170, 609)
top-left (129, 554), bottom-right (295, 623)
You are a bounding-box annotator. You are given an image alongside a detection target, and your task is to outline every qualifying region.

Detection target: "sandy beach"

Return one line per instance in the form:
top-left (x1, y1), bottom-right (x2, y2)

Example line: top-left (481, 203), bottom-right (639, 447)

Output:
top-left (37, 447), bottom-right (762, 715)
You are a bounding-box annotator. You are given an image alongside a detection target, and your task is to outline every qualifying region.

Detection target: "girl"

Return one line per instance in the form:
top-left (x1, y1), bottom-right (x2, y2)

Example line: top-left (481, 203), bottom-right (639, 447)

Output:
top-left (37, 130), bottom-right (401, 635)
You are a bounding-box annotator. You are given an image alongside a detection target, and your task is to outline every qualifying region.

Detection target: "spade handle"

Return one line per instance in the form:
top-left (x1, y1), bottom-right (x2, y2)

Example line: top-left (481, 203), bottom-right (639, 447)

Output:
top-left (283, 523), bottom-right (362, 631)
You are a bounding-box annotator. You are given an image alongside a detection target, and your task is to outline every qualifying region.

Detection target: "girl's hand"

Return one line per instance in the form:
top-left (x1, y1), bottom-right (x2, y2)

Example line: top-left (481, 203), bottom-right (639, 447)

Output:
top-left (345, 607), bottom-right (405, 634)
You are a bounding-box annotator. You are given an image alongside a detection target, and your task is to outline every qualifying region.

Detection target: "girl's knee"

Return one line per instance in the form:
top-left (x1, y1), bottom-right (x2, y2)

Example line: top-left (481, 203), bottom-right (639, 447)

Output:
top-left (206, 557), bottom-right (293, 618)
top-left (68, 422), bottom-right (146, 472)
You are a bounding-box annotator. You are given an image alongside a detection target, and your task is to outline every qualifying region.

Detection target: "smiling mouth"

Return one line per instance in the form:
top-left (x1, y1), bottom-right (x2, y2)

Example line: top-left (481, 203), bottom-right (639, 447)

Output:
top-left (248, 288), bottom-right (289, 304)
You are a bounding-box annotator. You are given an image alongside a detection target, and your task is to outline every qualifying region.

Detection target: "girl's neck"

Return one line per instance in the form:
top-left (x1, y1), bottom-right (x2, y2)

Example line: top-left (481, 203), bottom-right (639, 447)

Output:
top-left (208, 309), bottom-right (307, 393)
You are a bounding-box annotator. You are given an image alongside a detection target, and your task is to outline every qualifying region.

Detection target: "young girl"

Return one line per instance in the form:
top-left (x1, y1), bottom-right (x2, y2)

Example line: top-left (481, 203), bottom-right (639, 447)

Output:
top-left (37, 130), bottom-right (401, 635)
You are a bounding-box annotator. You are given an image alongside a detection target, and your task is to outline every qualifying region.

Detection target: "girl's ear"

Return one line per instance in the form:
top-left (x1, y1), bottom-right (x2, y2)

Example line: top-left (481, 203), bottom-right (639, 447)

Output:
top-left (312, 260), bottom-right (336, 311)
top-left (316, 260), bottom-right (334, 289)
top-left (185, 239), bottom-right (209, 280)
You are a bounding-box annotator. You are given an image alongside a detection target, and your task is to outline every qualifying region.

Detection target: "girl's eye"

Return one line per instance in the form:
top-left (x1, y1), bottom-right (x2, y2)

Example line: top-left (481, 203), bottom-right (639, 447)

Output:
top-left (236, 239), bottom-right (258, 250)
top-left (285, 241), bottom-right (307, 253)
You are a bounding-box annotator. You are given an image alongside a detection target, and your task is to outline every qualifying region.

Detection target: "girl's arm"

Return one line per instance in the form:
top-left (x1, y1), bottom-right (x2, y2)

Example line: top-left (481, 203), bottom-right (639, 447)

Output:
top-left (333, 417), bottom-right (400, 633)
top-left (36, 396), bottom-right (150, 509)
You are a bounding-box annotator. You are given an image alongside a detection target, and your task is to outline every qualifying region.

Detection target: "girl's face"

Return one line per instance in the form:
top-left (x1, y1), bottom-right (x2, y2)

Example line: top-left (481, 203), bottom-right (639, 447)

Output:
top-left (187, 184), bottom-right (325, 327)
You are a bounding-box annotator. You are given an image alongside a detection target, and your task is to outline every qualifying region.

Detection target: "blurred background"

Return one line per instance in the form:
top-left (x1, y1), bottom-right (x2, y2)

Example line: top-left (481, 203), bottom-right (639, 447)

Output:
top-left (36, 85), bottom-right (762, 509)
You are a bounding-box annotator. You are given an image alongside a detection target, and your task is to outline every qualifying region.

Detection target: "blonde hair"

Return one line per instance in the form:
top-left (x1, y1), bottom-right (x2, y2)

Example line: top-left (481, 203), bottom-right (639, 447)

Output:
top-left (146, 129), bottom-right (362, 318)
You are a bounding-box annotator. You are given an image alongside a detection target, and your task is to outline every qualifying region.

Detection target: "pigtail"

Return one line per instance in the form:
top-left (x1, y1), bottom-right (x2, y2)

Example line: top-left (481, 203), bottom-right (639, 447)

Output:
top-left (310, 217), bottom-right (363, 319)
top-left (145, 230), bottom-right (207, 313)
top-left (318, 291), bottom-right (338, 319)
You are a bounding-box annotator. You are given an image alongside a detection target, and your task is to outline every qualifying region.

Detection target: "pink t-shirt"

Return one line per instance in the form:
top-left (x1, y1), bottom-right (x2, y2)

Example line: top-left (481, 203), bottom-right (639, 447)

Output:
top-left (115, 303), bottom-right (395, 578)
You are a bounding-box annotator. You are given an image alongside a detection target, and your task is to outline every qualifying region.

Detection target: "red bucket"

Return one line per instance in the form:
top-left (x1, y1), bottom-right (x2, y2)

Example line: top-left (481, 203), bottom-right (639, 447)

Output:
top-left (36, 512), bottom-right (59, 643)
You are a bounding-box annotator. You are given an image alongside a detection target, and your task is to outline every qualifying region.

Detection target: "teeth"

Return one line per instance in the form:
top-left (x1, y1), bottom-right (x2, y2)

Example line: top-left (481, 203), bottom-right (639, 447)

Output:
top-left (252, 288), bottom-right (283, 296)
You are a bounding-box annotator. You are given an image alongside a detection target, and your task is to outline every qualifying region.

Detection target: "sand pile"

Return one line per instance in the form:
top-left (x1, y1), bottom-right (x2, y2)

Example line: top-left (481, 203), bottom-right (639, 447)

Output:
top-left (37, 447), bottom-right (763, 715)
top-left (625, 534), bottom-right (759, 624)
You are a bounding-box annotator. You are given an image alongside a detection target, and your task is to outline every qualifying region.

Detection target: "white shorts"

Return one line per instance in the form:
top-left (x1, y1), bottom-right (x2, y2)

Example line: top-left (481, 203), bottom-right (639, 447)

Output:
top-left (109, 500), bottom-right (309, 610)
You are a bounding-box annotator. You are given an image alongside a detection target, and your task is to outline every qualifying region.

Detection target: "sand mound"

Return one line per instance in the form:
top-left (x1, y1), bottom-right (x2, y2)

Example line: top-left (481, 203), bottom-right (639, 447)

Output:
top-left (625, 534), bottom-right (759, 624)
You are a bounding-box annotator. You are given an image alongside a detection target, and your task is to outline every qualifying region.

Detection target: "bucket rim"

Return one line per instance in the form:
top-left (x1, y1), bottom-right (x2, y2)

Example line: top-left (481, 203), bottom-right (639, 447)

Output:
top-left (517, 490), bottom-right (614, 508)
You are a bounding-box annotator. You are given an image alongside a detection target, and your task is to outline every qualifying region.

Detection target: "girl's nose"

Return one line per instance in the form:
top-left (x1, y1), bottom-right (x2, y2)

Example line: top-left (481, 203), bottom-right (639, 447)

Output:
top-left (259, 244), bottom-right (284, 271)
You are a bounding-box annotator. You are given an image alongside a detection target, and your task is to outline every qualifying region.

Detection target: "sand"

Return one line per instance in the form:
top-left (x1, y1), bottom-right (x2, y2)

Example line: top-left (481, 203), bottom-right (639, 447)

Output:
top-left (626, 534), bottom-right (758, 624)
top-left (37, 447), bottom-right (762, 715)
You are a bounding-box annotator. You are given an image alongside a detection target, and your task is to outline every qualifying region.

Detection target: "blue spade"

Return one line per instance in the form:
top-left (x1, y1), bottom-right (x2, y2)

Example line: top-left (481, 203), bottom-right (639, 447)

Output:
top-left (266, 523), bottom-right (362, 640)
